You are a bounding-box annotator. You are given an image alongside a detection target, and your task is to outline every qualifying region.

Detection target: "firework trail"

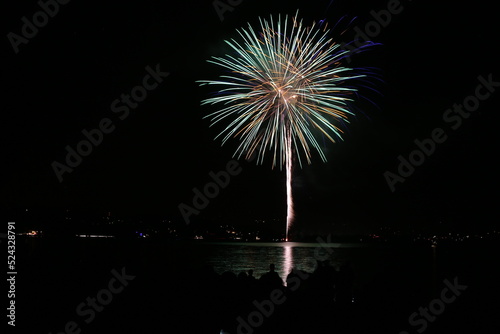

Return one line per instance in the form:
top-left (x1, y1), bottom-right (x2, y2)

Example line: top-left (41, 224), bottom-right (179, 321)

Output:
top-left (198, 12), bottom-right (371, 241)
top-left (285, 124), bottom-right (293, 241)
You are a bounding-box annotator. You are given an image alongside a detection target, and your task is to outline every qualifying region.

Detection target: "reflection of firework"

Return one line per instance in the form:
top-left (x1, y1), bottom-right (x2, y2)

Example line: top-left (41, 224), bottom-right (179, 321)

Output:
top-left (198, 12), bottom-right (371, 241)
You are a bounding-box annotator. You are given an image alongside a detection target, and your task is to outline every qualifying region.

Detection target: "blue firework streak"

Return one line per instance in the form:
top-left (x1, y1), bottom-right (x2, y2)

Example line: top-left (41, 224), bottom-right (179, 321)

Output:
top-left (198, 12), bottom-right (369, 169)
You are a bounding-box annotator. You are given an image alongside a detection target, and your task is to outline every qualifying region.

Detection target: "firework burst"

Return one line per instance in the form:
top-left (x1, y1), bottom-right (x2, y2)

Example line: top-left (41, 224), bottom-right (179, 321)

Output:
top-left (198, 12), bottom-right (371, 240)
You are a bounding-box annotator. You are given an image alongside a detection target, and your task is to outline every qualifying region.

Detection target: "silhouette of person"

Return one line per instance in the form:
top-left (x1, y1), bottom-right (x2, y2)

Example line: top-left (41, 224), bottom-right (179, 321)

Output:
top-left (260, 263), bottom-right (283, 290)
top-left (247, 269), bottom-right (256, 281)
top-left (237, 271), bottom-right (248, 281)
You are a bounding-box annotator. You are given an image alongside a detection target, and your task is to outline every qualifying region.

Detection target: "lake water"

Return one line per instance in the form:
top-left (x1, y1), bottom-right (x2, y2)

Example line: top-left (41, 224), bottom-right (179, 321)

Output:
top-left (195, 241), bottom-right (372, 284)
top-left (177, 241), bottom-right (439, 294)
top-left (19, 237), bottom-right (500, 333)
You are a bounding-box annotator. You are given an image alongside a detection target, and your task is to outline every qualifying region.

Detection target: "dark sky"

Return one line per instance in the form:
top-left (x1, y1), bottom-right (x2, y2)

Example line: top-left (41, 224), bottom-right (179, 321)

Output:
top-left (3, 0), bottom-right (499, 234)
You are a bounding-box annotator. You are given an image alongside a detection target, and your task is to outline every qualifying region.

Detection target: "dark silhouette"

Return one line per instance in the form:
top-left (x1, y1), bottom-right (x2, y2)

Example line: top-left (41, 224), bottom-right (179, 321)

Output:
top-left (176, 261), bottom-right (357, 333)
top-left (309, 259), bottom-right (337, 307)
top-left (237, 270), bottom-right (248, 280)
top-left (335, 261), bottom-right (354, 306)
top-left (247, 269), bottom-right (256, 281)
top-left (259, 263), bottom-right (284, 291)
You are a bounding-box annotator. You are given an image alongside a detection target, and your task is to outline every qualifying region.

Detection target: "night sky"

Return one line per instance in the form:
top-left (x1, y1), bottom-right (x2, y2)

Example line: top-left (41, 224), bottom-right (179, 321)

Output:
top-left (3, 0), bottom-right (499, 235)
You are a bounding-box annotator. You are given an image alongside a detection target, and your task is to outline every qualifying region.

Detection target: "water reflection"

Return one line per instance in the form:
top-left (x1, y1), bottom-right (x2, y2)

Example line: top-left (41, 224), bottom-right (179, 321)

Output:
top-left (206, 242), bottom-right (344, 282)
top-left (282, 245), bottom-right (293, 286)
